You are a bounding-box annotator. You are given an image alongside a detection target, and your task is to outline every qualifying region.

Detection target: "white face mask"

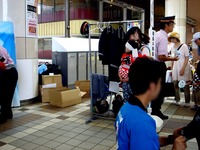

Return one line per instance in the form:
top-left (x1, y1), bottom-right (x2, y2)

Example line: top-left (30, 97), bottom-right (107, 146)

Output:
top-left (125, 42), bottom-right (134, 51)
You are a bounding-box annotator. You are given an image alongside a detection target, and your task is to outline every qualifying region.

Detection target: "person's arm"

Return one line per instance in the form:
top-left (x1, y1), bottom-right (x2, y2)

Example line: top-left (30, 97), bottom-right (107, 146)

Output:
top-left (142, 47), bottom-right (150, 56)
top-left (180, 57), bottom-right (189, 76)
top-left (158, 55), bottom-right (179, 61)
top-left (159, 135), bottom-right (187, 150)
top-left (180, 45), bottom-right (190, 76)
top-left (157, 37), bottom-right (179, 61)
top-left (159, 136), bottom-right (168, 147)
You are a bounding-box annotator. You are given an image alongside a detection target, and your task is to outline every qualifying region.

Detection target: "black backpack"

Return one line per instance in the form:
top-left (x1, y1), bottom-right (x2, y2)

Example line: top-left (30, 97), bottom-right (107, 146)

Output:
top-left (112, 94), bottom-right (124, 117)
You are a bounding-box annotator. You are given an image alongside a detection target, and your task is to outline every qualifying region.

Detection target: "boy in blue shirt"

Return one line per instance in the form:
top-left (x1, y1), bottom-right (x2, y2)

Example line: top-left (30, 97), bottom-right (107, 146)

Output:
top-left (116, 57), bottom-right (187, 150)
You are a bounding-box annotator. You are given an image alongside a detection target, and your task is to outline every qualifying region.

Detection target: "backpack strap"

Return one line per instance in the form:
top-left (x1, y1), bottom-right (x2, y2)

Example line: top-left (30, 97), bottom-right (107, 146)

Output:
top-left (177, 43), bottom-right (184, 50)
top-left (140, 45), bottom-right (150, 52)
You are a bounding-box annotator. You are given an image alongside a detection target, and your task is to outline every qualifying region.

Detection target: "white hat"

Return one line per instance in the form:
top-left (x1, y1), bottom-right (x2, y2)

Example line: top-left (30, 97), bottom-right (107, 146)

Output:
top-left (192, 32), bottom-right (200, 42)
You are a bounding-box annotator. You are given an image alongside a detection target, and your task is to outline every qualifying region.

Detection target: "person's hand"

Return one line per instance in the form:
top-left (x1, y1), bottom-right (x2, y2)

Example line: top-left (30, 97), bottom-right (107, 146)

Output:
top-left (173, 128), bottom-right (183, 138)
top-left (180, 69), bottom-right (185, 76)
top-left (172, 136), bottom-right (187, 150)
top-left (186, 81), bottom-right (192, 85)
top-left (172, 56), bottom-right (179, 61)
top-left (167, 66), bottom-right (172, 70)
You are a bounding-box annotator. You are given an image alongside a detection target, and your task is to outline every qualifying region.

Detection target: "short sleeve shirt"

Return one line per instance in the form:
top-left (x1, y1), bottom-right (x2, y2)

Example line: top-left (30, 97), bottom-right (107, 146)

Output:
top-left (155, 30), bottom-right (168, 61)
top-left (115, 97), bottom-right (159, 150)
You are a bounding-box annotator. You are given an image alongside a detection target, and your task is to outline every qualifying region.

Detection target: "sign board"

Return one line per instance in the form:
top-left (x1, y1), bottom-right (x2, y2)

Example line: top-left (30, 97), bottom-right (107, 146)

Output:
top-left (26, 0), bottom-right (38, 37)
top-left (186, 17), bottom-right (196, 26)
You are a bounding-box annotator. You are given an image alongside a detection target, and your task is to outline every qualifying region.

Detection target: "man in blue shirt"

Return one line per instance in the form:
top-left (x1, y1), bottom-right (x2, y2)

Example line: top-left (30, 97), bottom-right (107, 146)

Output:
top-left (116, 57), bottom-right (187, 150)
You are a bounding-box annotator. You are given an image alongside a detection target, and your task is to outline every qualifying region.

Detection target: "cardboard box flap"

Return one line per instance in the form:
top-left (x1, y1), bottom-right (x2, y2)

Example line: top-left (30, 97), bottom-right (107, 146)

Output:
top-left (80, 91), bottom-right (87, 97)
top-left (76, 87), bottom-right (87, 97)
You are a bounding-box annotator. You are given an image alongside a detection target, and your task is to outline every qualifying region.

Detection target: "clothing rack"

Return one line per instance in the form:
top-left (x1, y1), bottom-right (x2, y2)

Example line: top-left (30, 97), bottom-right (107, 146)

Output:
top-left (86, 20), bottom-right (143, 124)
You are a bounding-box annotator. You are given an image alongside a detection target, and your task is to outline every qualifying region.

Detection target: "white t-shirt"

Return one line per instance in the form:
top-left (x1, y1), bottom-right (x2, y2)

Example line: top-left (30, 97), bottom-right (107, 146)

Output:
top-left (142, 47), bottom-right (150, 56)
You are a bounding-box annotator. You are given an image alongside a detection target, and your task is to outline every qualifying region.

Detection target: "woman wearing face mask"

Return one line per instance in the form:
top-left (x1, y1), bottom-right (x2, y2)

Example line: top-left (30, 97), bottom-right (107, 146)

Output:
top-left (169, 32), bottom-right (191, 107)
top-left (125, 27), bottom-right (142, 54)
top-left (119, 27), bottom-right (150, 102)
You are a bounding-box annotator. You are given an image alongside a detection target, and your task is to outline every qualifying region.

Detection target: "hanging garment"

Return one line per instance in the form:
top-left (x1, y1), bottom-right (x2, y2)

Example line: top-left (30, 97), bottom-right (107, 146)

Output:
top-left (109, 26), bottom-right (126, 68)
top-left (91, 74), bottom-right (109, 105)
top-left (98, 26), bottom-right (115, 65)
top-left (109, 27), bottom-right (126, 82)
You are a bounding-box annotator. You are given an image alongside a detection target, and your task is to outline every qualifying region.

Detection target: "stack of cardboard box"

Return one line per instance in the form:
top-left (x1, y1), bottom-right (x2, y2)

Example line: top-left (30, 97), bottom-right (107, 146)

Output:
top-left (40, 74), bottom-right (86, 107)
top-left (40, 75), bottom-right (63, 103)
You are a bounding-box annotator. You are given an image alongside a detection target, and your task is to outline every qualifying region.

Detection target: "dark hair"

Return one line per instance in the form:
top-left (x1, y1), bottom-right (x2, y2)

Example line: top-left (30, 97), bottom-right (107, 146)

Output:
top-left (159, 22), bottom-right (172, 30)
top-left (128, 57), bottom-right (163, 95)
top-left (126, 27), bottom-right (142, 41)
top-left (141, 34), bottom-right (150, 44)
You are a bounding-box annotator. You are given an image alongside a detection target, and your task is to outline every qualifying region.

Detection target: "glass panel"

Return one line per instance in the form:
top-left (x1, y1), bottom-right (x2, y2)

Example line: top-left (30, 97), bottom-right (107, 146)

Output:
top-left (38, 0), bottom-right (42, 23)
top-left (55, 0), bottom-right (65, 21)
top-left (70, 0), bottom-right (99, 20)
top-left (38, 38), bottom-right (52, 59)
top-left (103, 3), bottom-right (123, 21)
top-left (42, 0), bottom-right (55, 23)
top-left (127, 9), bottom-right (141, 20)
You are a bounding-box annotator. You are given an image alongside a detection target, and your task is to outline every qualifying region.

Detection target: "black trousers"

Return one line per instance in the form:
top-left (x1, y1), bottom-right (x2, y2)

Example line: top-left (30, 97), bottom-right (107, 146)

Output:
top-left (181, 108), bottom-right (200, 149)
top-left (152, 62), bottom-right (167, 114)
top-left (0, 67), bottom-right (18, 118)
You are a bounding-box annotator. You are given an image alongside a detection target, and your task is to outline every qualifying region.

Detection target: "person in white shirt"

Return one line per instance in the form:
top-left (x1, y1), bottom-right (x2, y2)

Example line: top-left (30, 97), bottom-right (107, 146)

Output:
top-left (169, 32), bottom-right (191, 107)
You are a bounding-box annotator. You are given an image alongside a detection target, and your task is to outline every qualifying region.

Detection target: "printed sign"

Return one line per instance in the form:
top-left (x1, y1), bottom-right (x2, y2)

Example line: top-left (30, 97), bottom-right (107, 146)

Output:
top-left (26, 0), bottom-right (38, 37)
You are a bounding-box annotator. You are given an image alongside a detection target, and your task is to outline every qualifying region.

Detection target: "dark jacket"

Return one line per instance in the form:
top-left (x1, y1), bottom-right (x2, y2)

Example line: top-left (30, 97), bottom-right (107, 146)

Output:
top-left (98, 26), bottom-right (115, 65)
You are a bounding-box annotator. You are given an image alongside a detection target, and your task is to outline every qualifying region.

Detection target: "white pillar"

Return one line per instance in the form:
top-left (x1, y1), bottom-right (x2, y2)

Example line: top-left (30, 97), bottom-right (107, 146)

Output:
top-left (0, 0), bottom-right (38, 101)
top-left (165, 0), bottom-right (186, 43)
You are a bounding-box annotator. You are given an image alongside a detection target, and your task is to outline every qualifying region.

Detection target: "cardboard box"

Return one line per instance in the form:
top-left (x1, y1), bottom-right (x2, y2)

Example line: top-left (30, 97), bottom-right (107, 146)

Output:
top-left (42, 75), bottom-right (62, 87)
top-left (40, 85), bottom-right (64, 103)
top-left (75, 80), bottom-right (90, 98)
top-left (40, 87), bottom-right (53, 103)
top-left (49, 88), bottom-right (85, 107)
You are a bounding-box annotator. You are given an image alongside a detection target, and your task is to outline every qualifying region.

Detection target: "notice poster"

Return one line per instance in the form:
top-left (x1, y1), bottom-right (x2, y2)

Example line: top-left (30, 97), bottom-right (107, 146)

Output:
top-left (127, 22), bottom-right (141, 31)
top-left (26, 0), bottom-right (38, 37)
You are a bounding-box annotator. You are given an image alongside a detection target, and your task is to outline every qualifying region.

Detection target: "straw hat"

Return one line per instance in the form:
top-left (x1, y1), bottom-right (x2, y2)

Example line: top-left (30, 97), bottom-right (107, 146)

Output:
top-left (168, 32), bottom-right (180, 42)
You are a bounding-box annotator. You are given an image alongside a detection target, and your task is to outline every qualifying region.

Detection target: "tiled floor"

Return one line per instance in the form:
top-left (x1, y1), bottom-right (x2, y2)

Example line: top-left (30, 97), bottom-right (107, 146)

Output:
top-left (0, 97), bottom-right (198, 150)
